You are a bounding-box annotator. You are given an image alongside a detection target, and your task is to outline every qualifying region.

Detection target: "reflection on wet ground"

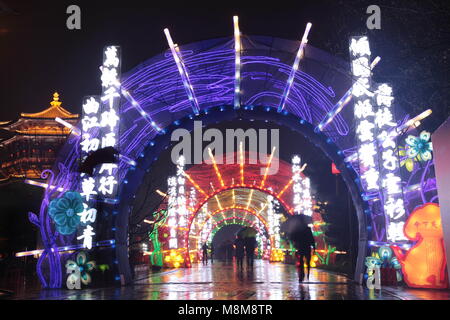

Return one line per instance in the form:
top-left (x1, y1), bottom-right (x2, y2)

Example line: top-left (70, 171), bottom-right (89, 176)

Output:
top-left (5, 260), bottom-right (450, 300)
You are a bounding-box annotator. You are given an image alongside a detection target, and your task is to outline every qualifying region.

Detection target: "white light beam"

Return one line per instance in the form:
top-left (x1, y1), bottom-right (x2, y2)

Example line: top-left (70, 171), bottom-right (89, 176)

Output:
top-left (164, 28), bottom-right (200, 115)
top-left (121, 89), bottom-right (161, 131)
top-left (234, 16), bottom-right (242, 109)
top-left (278, 23), bottom-right (312, 113)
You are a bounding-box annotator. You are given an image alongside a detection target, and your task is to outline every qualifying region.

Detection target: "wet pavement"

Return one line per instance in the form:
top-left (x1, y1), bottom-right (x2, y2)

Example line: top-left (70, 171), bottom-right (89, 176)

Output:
top-left (4, 260), bottom-right (450, 300)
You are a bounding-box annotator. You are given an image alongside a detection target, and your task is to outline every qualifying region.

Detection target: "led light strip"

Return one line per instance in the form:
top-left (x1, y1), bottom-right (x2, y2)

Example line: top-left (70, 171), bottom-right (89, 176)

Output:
top-left (164, 28), bottom-right (200, 115)
top-left (316, 56), bottom-right (380, 132)
top-left (233, 16), bottom-right (241, 109)
top-left (260, 147), bottom-right (277, 188)
top-left (278, 23), bottom-right (312, 113)
top-left (208, 148), bottom-right (225, 187)
top-left (121, 89), bottom-right (161, 131)
top-left (16, 240), bottom-right (115, 257)
top-left (24, 179), bottom-right (65, 192)
top-left (55, 117), bottom-right (81, 136)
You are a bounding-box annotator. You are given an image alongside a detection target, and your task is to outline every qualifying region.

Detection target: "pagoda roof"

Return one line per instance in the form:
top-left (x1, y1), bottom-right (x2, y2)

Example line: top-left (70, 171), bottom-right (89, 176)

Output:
top-left (20, 92), bottom-right (79, 119)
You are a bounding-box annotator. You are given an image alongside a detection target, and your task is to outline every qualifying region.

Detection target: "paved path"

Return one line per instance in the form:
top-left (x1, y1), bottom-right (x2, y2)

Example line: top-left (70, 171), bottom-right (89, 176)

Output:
top-left (4, 260), bottom-right (450, 300)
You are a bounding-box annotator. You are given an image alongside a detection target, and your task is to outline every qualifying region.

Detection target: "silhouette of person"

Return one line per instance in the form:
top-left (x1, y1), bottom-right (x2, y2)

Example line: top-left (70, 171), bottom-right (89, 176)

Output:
top-left (226, 241), bottom-right (233, 264)
top-left (292, 226), bottom-right (315, 282)
top-left (234, 236), bottom-right (245, 270)
top-left (201, 243), bottom-right (209, 265)
top-left (244, 237), bottom-right (257, 268)
top-left (210, 244), bottom-right (214, 264)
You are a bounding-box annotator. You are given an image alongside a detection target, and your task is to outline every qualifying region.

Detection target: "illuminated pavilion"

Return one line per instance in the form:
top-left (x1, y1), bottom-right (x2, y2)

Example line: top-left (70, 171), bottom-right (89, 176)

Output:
top-left (0, 93), bottom-right (79, 181)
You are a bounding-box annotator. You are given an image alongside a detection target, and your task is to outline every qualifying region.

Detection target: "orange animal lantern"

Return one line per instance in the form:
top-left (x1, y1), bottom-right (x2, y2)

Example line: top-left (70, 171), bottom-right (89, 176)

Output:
top-left (391, 203), bottom-right (448, 289)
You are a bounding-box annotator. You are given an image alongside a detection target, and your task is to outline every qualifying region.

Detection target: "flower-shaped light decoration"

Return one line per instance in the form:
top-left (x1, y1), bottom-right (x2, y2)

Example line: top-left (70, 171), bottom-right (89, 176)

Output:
top-left (48, 191), bottom-right (84, 235)
top-left (66, 251), bottom-right (96, 286)
top-left (406, 131), bottom-right (433, 161)
top-left (400, 131), bottom-right (433, 172)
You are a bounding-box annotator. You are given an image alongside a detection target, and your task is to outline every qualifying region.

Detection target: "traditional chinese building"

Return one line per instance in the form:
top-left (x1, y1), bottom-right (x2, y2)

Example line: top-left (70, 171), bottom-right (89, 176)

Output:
top-left (0, 93), bottom-right (79, 181)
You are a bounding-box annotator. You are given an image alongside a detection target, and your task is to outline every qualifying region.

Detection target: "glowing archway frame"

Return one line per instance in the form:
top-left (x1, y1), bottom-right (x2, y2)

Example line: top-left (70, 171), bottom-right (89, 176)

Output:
top-left (189, 206), bottom-right (271, 252)
top-left (190, 185), bottom-right (295, 218)
top-left (206, 216), bottom-right (267, 244)
top-left (208, 217), bottom-right (266, 240)
top-left (205, 215), bottom-right (271, 263)
top-left (192, 206), bottom-right (271, 236)
top-left (207, 217), bottom-right (268, 250)
top-left (185, 188), bottom-right (291, 266)
top-left (116, 105), bottom-right (370, 284)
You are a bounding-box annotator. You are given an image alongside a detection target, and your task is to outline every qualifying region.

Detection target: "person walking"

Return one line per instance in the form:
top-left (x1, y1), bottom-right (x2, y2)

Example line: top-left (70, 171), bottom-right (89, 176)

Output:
top-left (210, 244), bottom-right (214, 264)
top-left (244, 236), bottom-right (257, 269)
top-left (234, 236), bottom-right (245, 271)
top-left (201, 243), bottom-right (209, 265)
top-left (292, 226), bottom-right (315, 282)
top-left (226, 241), bottom-right (233, 264)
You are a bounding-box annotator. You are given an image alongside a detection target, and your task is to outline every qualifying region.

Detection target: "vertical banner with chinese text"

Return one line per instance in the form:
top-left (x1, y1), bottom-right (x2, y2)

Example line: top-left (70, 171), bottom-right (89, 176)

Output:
top-left (79, 96), bottom-right (101, 249)
top-left (374, 83), bottom-right (407, 242)
top-left (98, 45), bottom-right (121, 204)
top-left (350, 36), bottom-right (381, 195)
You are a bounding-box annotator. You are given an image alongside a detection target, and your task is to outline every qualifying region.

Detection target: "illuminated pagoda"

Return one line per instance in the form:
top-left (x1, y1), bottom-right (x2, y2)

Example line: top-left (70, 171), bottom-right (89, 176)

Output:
top-left (0, 92), bottom-right (79, 181)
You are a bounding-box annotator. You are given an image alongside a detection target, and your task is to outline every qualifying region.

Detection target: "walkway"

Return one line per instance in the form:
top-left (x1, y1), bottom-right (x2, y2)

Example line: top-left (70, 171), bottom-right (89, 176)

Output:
top-left (4, 260), bottom-right (450, 300)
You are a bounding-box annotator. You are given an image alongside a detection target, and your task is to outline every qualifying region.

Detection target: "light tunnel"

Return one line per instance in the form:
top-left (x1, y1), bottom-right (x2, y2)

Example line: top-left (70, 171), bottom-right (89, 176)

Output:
top-left (151, 157), bottom-right (299, 267)
top-left (117, 105), bottom-right (370, 284)
top-left (187, 204), bottom-right (275, 263)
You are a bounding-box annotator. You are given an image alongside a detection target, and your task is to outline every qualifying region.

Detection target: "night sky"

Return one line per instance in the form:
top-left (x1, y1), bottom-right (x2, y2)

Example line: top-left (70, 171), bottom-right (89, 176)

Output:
top-left (0, 1), bottom-right (337, 120)
top-left (1, 0), bottom-right (448, 128)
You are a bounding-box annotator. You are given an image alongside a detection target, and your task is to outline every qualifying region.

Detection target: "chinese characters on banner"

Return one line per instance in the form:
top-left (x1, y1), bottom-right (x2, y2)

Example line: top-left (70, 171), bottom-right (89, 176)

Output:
top-left (350, 36), bottom-right (380, 194)
top-left (375, 84), bottom-right (407, 242)
top-left (267, 194), bottom-right (281, 249)
top-left (350, 36), bottom-right (406, 243)
top-left (167, 156), bottom-right (187, 249)
top-left (292, 155), bottom-right (313, 216)
top-left (78, 46), bottom-right (122, 250)
top-left (79, 96), bottom-right (101, 250)
top-left (97, 46), bottom-right (121, 203)
top-left (199, 204), bottom-right (211, 247)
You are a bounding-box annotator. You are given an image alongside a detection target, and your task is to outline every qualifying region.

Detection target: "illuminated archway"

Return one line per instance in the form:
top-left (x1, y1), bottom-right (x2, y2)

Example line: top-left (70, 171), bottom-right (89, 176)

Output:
top-left (184, 184), bottom-right (293, 267)
top-left (193, 206), bottom-right (270, 236)
top-left (199, 214), bottom-right (271, 262)
top-left (33, 35), bottom-right (389, 289)
top-left (188, 205), bottom-right (272, 263)
top-left (116, 106), bottom-right (370, 284)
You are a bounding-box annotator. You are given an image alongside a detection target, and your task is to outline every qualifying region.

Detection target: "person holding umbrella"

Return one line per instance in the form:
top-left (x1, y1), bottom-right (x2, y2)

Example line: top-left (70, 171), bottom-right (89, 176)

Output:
top-left (293, 226), bottom-right (315, 282)
top-left (281, 214), bottom-right (316, 282)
